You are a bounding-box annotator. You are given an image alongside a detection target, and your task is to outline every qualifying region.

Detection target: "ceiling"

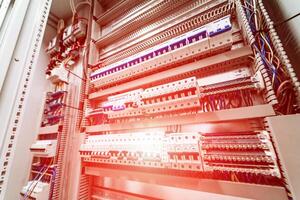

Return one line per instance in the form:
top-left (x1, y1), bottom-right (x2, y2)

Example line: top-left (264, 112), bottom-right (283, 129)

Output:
top-left (50, 0), bottom-right (73, 20)
top-left (97, 0), bottom-right (121, 10)
top-left (49, 0), bottom-right (123, 20)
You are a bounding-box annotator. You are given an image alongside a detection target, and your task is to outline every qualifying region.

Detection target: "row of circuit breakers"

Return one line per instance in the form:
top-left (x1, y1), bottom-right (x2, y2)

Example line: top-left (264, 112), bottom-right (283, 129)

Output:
top-left (87, 69), bottom-right (260, 124)
top-left (91, 16), bottom-right (233, 87)
top-left (80, 131), bottom-right (280, 180)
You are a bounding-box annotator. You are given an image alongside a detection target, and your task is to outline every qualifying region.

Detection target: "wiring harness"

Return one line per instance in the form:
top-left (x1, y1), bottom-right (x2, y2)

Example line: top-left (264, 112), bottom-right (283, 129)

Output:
top-left (242, 0), bottom-right (298, 114)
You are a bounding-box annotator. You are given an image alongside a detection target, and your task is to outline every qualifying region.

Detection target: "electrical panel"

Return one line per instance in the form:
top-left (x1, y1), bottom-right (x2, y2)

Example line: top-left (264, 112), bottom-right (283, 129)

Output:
top-left (0, 0), bottom-right (297, 200)
top-left (79, 0), bottom-right (300, 199)
top-left (30, 140), bottom-right (57, 157)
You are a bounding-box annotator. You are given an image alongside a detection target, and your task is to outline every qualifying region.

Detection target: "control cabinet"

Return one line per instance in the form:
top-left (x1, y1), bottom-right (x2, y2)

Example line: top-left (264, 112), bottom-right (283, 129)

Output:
top-left (0, 0), bottom-right (299, 199)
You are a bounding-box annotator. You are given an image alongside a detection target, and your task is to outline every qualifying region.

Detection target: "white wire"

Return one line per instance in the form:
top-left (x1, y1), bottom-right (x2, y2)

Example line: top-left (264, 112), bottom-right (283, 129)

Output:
top-left (22, 162), bottom-right (53, 200)
top-left (22, 166), bottom-right (45, 199)
top-left (252, 0), bottom-right (259, 30)
top-left (70, 0), bottom-right (76, 14)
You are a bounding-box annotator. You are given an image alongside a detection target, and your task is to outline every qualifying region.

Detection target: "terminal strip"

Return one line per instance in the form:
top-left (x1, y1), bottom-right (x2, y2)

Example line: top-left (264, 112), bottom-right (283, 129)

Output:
top-left (91, 16), bottom-right (233, 88)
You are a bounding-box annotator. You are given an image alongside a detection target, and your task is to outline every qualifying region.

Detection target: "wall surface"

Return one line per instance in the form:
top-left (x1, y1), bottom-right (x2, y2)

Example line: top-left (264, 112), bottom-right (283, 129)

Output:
top-left (264, 0), bottom-right (300, 78)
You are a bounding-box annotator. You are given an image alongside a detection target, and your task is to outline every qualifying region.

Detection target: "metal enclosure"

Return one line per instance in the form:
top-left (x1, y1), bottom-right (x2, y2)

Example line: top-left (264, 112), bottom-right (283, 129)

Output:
top-left (0, 0), bottom-right (299, 200)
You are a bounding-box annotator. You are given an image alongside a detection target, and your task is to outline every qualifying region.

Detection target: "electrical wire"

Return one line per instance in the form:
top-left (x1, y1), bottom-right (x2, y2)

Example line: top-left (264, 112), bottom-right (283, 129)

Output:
top-left (70, 0), bottom-right (76, 14)
top-left (22, 166), bottom-right (46, 199)
top-left (22, 160), bottom-right (53, 200)
top-left (77, 0), bottom-right (93, 130)
top-left (243, 0), bottom-right (297, 114)
top-left (274, 12), bottom-right (300, 28)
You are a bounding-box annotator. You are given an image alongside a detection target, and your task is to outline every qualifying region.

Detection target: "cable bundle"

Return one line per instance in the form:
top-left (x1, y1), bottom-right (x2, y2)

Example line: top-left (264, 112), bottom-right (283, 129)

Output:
top-left (242, 0), bottom-right (297, 114)
top-left (200, 88), bottom-right (254, 112)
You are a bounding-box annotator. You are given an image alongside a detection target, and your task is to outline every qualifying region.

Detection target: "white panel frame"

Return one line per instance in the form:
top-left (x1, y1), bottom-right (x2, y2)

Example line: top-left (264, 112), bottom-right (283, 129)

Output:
top-left (0, 0), bottom-right (30, 92)
top-left (0, 0), bottom-right (52, 199)
top-left (266, 114), bottom-right (300, 200)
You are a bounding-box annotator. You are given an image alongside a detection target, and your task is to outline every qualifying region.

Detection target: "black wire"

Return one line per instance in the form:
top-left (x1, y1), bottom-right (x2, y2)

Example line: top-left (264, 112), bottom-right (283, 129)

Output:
top-left (63, 103), bottom-right (83, 111)
top-left (274, 12), bottom-right (300, 28)
top-left (67, 69), bottom-right (86, 81)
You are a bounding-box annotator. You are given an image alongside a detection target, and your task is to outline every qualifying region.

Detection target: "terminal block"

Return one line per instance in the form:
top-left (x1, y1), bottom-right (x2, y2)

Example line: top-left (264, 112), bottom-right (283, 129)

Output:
top-left (46, 36), bottom-right (61, 58)
top-left (30, 140), bottom-right (57, 157)
top-left (46, 63), bottom-right (69, 83)
top-left (141, 77), bottom-right (200, 115)
top-left (200, 131), bottom-right (280, 177)
top-left (62, 21), bottom-right (87, 47)
top-left (86, 108), bottom-right (108, 125)
top-left (42, 91), bottom-right (66, 127)
top-left (163, 132), bottom-right (202, 171)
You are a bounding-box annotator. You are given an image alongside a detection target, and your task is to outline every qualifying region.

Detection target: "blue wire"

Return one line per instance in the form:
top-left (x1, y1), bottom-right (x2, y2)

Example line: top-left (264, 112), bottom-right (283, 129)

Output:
top-left (254, 45), bottom-right (280, 88)
top-left (245, 0), bottom-right (285, 91)
top-left (259, 37), bottom-right (266, 56)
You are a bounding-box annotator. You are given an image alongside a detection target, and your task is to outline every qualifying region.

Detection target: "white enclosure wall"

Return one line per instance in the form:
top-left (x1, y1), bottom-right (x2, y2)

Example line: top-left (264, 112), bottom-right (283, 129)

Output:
top-left (0, 0), bottom-right (52, 199)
